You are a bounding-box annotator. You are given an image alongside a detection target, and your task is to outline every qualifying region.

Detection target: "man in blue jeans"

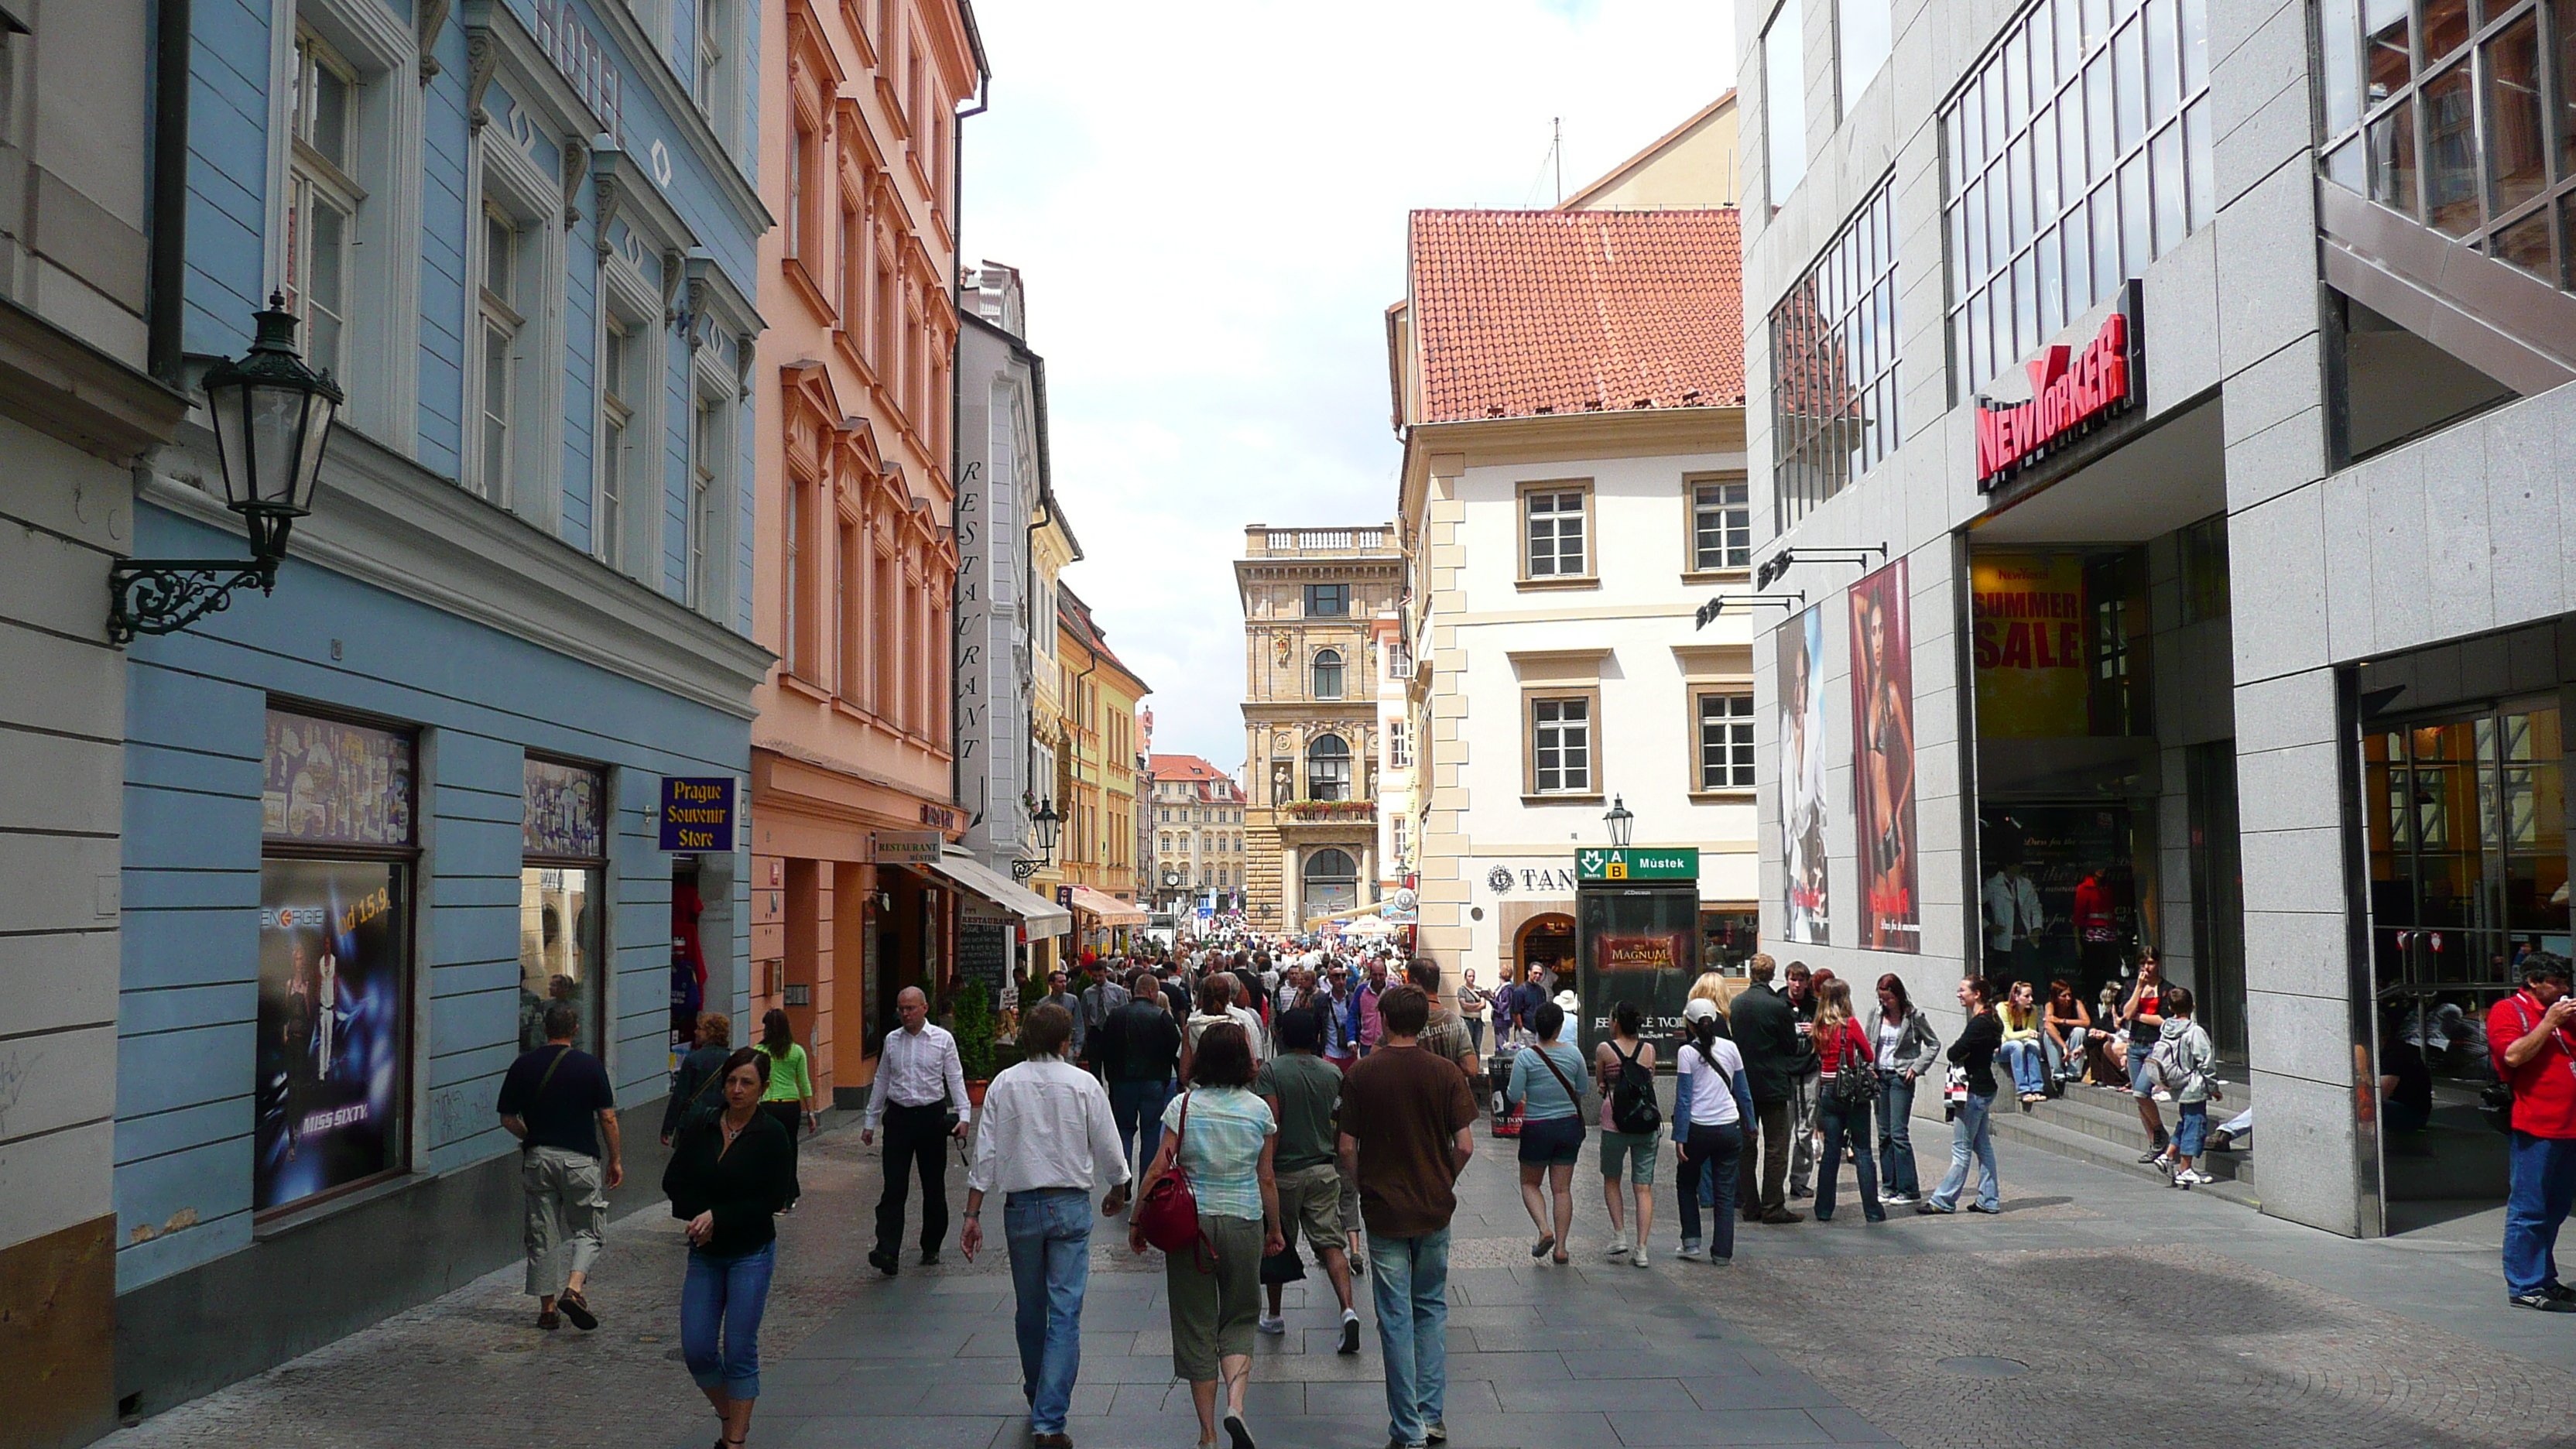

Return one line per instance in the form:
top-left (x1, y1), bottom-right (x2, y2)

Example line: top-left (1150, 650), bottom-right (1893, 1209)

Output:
top-left (1338, 985), bottom-right (1478, 1449)
top-left (961, 1003), bottom-right (1132, 1447)
top-left (2486, 954), bottom-right (2576, 1312)
top-left (1095, 969), bottom-right (1183, 1173)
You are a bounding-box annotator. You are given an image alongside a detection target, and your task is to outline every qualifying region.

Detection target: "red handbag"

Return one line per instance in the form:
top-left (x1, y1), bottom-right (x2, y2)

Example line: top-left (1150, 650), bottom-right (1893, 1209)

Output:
top-left (1135, 1090), bottom-right (1214, 1269)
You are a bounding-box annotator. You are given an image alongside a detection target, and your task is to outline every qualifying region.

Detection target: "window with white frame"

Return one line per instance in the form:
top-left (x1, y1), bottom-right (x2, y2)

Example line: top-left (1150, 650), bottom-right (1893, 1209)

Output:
top-left (695, 0), bottom-right (725, 111)
top-left (691, 394), bottom-right (728, 612)
top-left (1392, 814), bottom-right (1410, 868)
top-left (286, 28), bottom-right (361, 383)
top-left (1523, 485), bottom-right (1589, 579)
top-left (1530, 697), bottom-right (1594, 795)
top-left (1690, 478), bottom-right (1752, 571)
top-left (1698, 692), bottom-right (1756, 790)
top-left (476, 206), bottom-right (522, 503)
top-left (597, 318), bottom-right (633, 570)
top-left (1388, 718), bottom-right (1411, 769)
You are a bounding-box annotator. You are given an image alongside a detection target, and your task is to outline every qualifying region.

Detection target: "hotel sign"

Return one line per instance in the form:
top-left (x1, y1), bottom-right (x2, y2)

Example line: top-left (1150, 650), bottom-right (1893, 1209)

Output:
top-left (1974, 282), bottom-right (2142, 492)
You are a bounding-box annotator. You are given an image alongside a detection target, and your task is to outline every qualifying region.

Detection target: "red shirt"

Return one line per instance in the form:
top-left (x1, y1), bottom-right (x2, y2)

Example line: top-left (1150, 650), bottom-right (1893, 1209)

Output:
top-left (2489, 991), bottom-right (2576, 1138)
top-left (1814, 1019), bottom-right (1875, 1076)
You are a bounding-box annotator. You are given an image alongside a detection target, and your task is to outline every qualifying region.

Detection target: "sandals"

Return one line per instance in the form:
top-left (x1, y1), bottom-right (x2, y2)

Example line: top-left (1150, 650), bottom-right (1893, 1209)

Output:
top-left (558, 1288), bottom-right (599, 1331)
top-left (1529, 1233), bottom-right (1556, 1260)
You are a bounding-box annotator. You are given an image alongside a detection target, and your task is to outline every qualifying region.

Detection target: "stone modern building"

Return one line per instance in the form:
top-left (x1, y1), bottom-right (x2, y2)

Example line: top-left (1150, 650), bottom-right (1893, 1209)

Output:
top-left (1238, 526), bottom-right (1405, 931)
top-left (1741, 0), bottom-right (2576, 1237)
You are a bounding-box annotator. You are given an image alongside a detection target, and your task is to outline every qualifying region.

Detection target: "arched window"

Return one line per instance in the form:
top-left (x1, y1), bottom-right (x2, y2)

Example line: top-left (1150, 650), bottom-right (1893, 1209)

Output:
top-left (1307, 734), bottom-right (1351, 801)
top-left (1302, 847), bottom-right (1359, 916)
top-left (1311, 648), bottom-right (1345, 700)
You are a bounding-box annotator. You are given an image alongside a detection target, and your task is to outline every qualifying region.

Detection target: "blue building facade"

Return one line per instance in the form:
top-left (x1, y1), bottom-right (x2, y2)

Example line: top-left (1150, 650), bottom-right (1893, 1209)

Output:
top-left (119, 0), bottom-right (769, 1406)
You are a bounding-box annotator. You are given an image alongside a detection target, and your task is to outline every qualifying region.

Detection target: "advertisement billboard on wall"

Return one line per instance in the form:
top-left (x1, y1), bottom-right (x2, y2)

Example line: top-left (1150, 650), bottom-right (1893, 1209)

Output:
top-left (1848, 560), bottom-right (1920, 952)
top-left (1971, 553), bottom-right (2089, 737)
top-left (1779, 604), bottom-right (1830, 945)
top-left (256, 858), bottom-right (406, 1211)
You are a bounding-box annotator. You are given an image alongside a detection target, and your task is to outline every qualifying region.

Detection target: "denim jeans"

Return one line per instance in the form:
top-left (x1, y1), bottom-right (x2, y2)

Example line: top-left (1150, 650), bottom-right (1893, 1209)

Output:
top-left (1107, 1077), bottom-right (1173, 1172)
top-left (1876, 1076), bottom-right (1920, 1197)
top-left (1999, 1040), bottom-right (2047, 1095)
top-left (681, 1241), bottom-right (776, 1398)
top-left (1674, 1122), bottom-right (1743, 1260)
top-left (1814, 1095), bottom-right (1882, 1222)
top-left (2174, 1101), bottom-right (2208, 1158)
top-left (2043, 1028), bottom-right (2086, 1082)
top-left (1368, 1226), bottom-right (1452, 1446)
top-left (1785, 1070), bottom-right (1821, 1194)
top-left (2503, 1132), bottom-right (2576, 1297)
top-left (1929, 1092), bottom-right (2000, 1211)
top-left (1005, 1188), bottom-right (1094, 1434)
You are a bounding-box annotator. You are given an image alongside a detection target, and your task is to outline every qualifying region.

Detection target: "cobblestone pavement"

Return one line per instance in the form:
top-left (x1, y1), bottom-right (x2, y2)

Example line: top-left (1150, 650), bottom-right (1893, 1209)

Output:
top-left (105, 1100), bottom-right (2576, 1449)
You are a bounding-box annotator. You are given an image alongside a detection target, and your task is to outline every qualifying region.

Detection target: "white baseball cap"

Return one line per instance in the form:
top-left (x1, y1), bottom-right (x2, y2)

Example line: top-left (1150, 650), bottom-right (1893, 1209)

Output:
top-left (1683, 998), bottom-right (1720, 1023)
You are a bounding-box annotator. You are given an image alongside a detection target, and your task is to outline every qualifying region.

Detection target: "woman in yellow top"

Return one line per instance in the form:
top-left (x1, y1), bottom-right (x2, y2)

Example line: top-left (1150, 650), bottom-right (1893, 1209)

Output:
top-left (1996, 980), bottom-right (2050, 1108)
top-left (759, 1009), bottom-right (819, 1210)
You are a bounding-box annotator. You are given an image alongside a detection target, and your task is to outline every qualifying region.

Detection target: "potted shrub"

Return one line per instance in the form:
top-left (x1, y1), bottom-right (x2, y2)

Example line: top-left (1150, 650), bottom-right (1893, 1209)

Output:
top-left (954, 981), bottom-right (998, 1108)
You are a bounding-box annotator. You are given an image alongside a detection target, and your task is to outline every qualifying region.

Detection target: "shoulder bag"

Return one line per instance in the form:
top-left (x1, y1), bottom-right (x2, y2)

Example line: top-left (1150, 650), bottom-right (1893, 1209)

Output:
top-left (1532, 1044), bottom-right (1589, 1134)
top-left (1828, 1023), bottom-right (1880, 1112)
top-left (676, 1056), bottom-right (726, 1135)
top-left (518, 1045), bottom-right (574, 1154)
top-left (1135, 1090), bottom-right (1216, 1269)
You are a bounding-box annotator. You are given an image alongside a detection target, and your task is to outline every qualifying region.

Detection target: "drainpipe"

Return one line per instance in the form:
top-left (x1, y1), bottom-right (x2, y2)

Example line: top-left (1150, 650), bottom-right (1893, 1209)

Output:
top-left (149, 0), bottom-right (192, 383)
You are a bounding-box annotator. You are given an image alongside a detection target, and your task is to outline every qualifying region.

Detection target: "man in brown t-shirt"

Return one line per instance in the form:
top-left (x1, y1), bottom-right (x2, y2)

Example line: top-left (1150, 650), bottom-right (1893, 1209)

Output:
top-left (1338, 984), bottom-right (1476, 1449)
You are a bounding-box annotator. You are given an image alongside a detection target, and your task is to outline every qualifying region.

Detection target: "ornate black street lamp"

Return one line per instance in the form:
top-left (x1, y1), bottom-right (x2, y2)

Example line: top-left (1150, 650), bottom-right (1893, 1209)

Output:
top-left (108, 294), bottom-right (344, 645)
top-left (1604, 795), bottom-right (1635, 848)
top-left (1012, 797), bottom-right (1063, 882)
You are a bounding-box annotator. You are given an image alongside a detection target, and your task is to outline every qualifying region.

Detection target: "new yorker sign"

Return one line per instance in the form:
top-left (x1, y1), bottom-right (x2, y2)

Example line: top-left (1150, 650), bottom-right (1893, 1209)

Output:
top-left (1974, 281), bottom-right (2143, 492)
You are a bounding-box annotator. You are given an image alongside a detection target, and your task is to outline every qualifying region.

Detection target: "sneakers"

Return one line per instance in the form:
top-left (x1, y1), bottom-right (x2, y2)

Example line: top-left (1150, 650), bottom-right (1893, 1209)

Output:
top-left (2153, 1149), bottom-right (2176, 1174)
top-left (2510, 1292), bottom-right (2576, 1312)
top-left (2545, 1283), bottom-right (2576, 1303)
top-left (1966, 1201), bottom-right (2001, 1214)
top-left (1914, 1200), bottom-right (1955, 1214)
top-left (1222, 1411), bottom-right (1255, 1449)
top-left (1338, 1312), bottom-right (1362, 1356)
top-left (1675, 1242), bottom-right (1706, 1262)
top-left (2173, 1169), bottom-right (2215, 1188)
top-left (1631, 1248), bottom-right (1649, 1269)
top-left (1603, 1238), bottom-right (1631, 1260)
top-left (1879, 1191), bottom-right (1914, 1206)
top-left (1256, 1315), bottom-right (1286, 1335)
top-left (1424, 1423), bottom-right (1447, 1444)
top-left (2137, 1145), bottom-right (2169, 1165)
top-left (1759, 1207), bottom-right (1806, 1225)
top-left (1033, 1436), bottom-right (1073, 1449)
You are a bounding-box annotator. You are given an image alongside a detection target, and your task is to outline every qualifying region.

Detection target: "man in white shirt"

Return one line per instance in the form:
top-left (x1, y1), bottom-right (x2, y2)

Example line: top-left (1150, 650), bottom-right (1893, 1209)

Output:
top-left (1982, 862), bottom-right (2044, 978)
top-left (862, 985), bottom-right (971, 1275)
top-left (961, 1002), bottom-right (1129, 1449)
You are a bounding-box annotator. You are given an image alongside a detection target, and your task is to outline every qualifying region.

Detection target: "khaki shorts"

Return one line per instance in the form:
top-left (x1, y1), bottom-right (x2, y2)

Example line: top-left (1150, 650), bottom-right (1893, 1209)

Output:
top-left (1276, 1162), bottom-right (1344, 1257)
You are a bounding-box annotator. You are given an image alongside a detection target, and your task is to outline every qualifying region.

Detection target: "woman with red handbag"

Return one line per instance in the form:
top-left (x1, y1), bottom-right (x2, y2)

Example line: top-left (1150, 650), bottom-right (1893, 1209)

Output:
top-left (1131, 1022), bottom-right (1283, 1449)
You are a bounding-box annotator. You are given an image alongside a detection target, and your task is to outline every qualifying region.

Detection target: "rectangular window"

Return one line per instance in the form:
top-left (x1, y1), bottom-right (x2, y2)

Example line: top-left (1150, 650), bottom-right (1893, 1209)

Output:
top-left (1530, 696), bottom-right (1595, 795)
top-left (597, 319), bottom-right (632, 570)
top-left (1523, 485), bottom-right (1591, 579)
top-left (258, 707), bottom-right (417, 1216)
top-left (783, 476), bottom-right (808, 676)
top-left (1697, 692), bottom-right (1757, 790)
top-left (839, 520), bottom-right (864, 693)
top-left (690, 397), bottom-right (725, 611)
top-left (1389, 719), bottom-right (1412, 769)
top-left (1769, 177), bottom-right (1899, 528)
top-left (788, 118), bottom-right (813, 260)
top-left (694, 0), bottom-right (725, 113)
top-left (477, 207), bottom-right (522, 504)
top-left (286, 27), bottom-right (361, 383)
top-left (1838, 0), bottom-right (1893, 115)
top-left (1765, 1), bottom-right (1809, 204)
top-left (1303, 582), bottom-right (1349, 616)
top-left (520, 755), bottom-right (608, 1057)
top-left (1690, 476), bottom-right (1752, 571)
top-left (841, 204), bottom-right (865, 332)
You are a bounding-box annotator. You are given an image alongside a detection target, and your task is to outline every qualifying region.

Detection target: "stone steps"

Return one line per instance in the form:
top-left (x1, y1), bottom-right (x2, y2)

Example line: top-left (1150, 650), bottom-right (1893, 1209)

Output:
top-left (1978, 1080), bottom-right (2260, 1209)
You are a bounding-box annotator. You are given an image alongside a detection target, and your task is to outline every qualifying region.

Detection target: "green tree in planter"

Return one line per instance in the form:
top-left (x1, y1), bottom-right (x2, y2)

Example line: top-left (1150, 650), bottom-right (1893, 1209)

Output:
top-left (953, 981), bottom-right (997, 1082)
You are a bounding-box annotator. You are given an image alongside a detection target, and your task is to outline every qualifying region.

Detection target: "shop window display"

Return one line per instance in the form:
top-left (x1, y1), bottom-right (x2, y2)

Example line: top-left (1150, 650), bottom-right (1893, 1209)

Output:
top-left (257, 707), bottom-right (416, 1214)
top-left (521, 756), bottom-right (608, 1057)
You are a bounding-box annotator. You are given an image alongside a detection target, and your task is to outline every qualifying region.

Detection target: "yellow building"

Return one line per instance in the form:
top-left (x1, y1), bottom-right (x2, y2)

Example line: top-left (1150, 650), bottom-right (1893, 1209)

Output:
top-left (1559, 91), bottom-right (1739, 211)
top-left (1023, 498), bottom-right (1081, 975)
top-left (1054, 585), bottom-right (1150, 949)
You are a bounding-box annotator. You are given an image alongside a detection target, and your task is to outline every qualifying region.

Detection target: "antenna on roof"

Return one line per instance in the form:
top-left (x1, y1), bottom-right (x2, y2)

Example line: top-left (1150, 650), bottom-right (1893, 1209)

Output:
top-left (1552, 117), bottom-right (1563, 205)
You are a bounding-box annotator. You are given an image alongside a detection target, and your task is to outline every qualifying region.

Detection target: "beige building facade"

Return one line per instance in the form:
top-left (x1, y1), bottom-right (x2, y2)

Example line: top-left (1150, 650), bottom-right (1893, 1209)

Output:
top-left (1238, 526), bottom-right (1405, 931)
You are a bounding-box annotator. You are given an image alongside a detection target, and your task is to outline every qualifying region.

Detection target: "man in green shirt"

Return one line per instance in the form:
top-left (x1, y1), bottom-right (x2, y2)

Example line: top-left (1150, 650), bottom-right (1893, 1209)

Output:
top-left (1254, 1003), bottom-right (1361, 1354)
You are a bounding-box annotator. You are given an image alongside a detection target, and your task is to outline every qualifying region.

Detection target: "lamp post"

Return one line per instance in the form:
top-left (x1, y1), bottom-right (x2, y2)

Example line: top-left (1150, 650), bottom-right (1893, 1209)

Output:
top-left (1012, 797), bottom-right (1062, 882)
top-left (108, 294), bottom-right (344, 646)
top-left (1604, 795), bottom-right (1635, 849)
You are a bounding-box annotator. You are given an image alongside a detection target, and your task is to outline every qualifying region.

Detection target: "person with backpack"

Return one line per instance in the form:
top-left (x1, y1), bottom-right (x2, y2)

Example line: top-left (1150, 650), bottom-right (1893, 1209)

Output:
top-left (1591, 1001), bottom-right (1660, 1268)
top-left (1808, 978), bottom-right (1884, 1224)
top-left (2485, 954), bottom-right (2576, 1312)
top-left (661, 1009), bottom-right (733, 1146)
top-left (1504, 999), bottom-right (1587, 1264)
top-left (1671, 998), bottom-right (1752, 1264)
top-left (2149, 986), bottom-right (2218, 1188)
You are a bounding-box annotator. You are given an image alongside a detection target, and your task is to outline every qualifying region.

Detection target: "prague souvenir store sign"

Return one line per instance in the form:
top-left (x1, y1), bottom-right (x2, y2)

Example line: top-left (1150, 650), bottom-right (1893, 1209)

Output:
top-left (659, 776), bottom-right (735, 851)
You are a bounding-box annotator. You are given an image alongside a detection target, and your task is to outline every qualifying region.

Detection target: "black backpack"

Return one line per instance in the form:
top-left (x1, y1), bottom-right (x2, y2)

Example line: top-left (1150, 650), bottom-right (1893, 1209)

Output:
top-left (1608, 1041), bottom-right (1662, 1136)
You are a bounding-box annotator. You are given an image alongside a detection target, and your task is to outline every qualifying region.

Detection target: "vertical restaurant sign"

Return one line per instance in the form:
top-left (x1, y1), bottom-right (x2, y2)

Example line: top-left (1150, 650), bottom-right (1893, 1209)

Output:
top-left (256, 858), bottom-right (405, 1211)
top-left (658, 776), bottom-right (735, 851)
top-left (1779, 604), bottom-right (1830, 946)
top-left (1847, 560), bottom-right (1920, 952)
top-left (1971, 553), bottom-right (2088, 738)
top-left (265, 710), bottom-right (416, 848)
top-left (1974, 281), bottom-right (2141, 490)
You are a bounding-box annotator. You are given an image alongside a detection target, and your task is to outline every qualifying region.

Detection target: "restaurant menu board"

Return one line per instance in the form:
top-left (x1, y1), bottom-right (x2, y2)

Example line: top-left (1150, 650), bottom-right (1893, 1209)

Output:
top-left (256, 858), bottom-right (406, 1211)
top-left (958, 921), bottom-right (1010, 993)
top-left (263, 710), bottom-right (415, 847)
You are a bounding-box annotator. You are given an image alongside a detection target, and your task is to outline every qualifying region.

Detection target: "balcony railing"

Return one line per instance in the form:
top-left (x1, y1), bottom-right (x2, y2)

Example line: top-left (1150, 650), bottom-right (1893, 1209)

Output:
top-left (1282, 797), bottom-right (1378, 823)
top-left (1244, 526), bottom-right (1396, 557)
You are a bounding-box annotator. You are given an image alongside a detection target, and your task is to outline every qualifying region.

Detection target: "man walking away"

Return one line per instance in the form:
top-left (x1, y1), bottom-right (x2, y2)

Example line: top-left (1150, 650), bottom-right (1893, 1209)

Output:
top-left (496, 1002), bottom-right (622, 1331)
top-left (1726, 956), bottom-right (1804, 1224)
top-left (1255, 1005), bottom-right (1363, 1352)
top-left (1080, 959), bottom-right (1130, 1077)
top-left (1339, 985), bottom-right (1478, 1449)
top-left (863, 986), bottom-right (972, 1275)
top-left (2488, 954), bottom-right (2576, 1311)
top-left (1782, 961), bottom-right (1822, 1200)
top-left (961, 1003), bottom-right (1131, 1448)
top-left (1098, 968), bottom-right (1184, 1173)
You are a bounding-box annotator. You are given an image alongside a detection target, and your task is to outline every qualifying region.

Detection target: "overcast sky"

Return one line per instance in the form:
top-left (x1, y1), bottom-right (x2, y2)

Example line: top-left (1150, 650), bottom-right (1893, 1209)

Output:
top-left (960, 0), bottom-right (1738, 777)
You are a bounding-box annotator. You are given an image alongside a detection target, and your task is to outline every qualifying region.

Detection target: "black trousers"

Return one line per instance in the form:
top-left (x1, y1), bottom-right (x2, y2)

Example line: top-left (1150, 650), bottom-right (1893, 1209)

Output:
top-left (874, 1101), bottom-right (953, 1258)
top-left (1736, 1099), bottom-right (1792, 1218)
top-left (761, 1101), bottom-right (803, 1204)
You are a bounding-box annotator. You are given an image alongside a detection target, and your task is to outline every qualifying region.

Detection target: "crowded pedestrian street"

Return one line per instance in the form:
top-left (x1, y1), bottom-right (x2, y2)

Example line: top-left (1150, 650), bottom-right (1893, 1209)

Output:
top-left (100, 1094), bottom-right (2576, 1449)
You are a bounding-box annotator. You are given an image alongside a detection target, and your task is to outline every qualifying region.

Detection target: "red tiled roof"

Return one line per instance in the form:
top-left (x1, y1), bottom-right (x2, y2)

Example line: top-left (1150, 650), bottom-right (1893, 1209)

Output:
top-left (1406, 208), bottom-right (1744, 425)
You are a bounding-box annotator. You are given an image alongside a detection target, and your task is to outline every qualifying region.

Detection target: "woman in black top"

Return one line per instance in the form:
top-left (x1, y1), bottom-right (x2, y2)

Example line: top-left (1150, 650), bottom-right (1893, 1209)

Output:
top-left (665, 1048), bottom-right (794, 1448)
top-left (1918, 977), bottom-right (2004, 1216)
